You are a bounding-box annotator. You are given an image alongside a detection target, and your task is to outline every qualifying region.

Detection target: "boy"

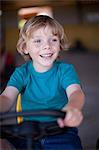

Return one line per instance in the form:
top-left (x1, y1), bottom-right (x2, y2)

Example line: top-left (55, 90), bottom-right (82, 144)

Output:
top-left (0, 15), bottom-right (85, 149)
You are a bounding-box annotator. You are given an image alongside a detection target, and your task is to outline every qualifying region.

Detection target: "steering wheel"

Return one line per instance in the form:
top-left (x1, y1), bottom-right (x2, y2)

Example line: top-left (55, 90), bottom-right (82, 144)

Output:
top-left (0, 109), bottom-right (66, 121)
top-left (0, 109), bottom-right (66, 149)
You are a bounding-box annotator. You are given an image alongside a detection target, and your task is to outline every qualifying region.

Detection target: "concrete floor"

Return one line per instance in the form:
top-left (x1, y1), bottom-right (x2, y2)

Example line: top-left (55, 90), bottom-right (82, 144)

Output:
top-left (60, 51), bottom-right (99, 150)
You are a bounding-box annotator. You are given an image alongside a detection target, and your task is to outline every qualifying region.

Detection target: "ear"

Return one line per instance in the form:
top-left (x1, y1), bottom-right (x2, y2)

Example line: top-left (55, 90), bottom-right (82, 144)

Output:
top-left (24, 49), bottom-right (29, 54)
top-left (22, 43), bottom-right (29, 54)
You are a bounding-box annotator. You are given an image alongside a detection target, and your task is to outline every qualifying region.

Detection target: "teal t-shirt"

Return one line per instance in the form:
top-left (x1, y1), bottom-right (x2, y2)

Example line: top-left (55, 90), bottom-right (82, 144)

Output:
top-left (7, 60), bottom-right (80, 122)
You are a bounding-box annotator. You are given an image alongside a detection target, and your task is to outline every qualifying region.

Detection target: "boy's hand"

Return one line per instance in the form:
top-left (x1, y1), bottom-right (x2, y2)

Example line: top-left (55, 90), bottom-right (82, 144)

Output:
top-left (57, 106), bottom-right (83, 128)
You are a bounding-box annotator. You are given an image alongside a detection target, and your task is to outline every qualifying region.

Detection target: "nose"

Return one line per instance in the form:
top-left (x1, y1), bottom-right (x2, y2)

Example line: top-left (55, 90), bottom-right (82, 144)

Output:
top-left (43, 40), bottom-right (50, 49)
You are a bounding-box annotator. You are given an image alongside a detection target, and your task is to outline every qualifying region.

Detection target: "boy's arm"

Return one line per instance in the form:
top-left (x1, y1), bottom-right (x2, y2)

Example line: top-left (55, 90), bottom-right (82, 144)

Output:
top-left (57, 84), bottom-right (85, 128)
top-left (64, 84), bottom-right (85, 110)
top-left (0, 86), bottom-right (19, 112)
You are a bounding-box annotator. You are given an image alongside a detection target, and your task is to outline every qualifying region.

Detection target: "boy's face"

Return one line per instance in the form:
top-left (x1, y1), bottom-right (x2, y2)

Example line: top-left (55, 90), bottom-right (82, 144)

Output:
top-left (25, 26), bottom-right (60, 72)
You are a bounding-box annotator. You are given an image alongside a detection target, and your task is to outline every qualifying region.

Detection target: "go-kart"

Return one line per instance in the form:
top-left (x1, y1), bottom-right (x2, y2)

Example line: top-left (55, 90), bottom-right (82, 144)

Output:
top-left (0, 109), bottom-right (66, 150)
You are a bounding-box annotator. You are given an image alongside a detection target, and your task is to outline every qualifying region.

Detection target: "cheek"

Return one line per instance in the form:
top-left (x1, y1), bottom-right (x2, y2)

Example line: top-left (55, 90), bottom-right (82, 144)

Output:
top-left (28, 47), bottom-right (39, 58)
top-left (53, 43), bottom-right (60, 49)
top-left (56, 42), bottom-right (61, 50)
top-left (56, 44), bottom-right (61, 52)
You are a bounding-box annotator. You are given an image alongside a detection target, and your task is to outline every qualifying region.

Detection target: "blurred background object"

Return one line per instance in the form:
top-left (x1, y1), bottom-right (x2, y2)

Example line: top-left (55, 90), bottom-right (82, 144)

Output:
top-left (0, 0), bottom-right (99, 149)
top-left (0, 44), bottom-right (15, 93)
top-left (69, 39), bottom-right (88, 53)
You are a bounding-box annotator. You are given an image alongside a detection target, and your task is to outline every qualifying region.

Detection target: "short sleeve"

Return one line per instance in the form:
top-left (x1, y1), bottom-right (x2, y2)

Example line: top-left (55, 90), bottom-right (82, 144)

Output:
top-left (61, 64), bottom-right (80, 89)
top-left (7, 68), bottom-right (24, 92)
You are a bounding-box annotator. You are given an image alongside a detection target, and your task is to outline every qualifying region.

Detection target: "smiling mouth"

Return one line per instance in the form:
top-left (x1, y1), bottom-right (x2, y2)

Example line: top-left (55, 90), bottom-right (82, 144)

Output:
top-left (40, 53), bottom-right (53, 58)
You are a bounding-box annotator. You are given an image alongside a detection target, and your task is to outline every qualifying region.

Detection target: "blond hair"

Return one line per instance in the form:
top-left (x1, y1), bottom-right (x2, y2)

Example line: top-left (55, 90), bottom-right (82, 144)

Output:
top-left (17, 15), bottom-right (68, 60)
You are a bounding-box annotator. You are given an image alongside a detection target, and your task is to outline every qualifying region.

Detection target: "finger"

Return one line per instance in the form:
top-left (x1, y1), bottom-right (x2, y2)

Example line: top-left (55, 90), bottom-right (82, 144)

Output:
top-left (57, 118), bottom-right (64, 128)
top-left (65, 111), bottom-right (73, 121)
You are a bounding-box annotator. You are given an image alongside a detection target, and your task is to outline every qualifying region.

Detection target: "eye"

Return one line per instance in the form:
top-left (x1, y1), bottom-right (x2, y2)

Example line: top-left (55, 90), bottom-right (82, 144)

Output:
top-left (52, 38), bottom-right (57, 42)
top-left (33, 39), bottom-right (41, 43)
top-left (51, 37), bottom-right (59, 43)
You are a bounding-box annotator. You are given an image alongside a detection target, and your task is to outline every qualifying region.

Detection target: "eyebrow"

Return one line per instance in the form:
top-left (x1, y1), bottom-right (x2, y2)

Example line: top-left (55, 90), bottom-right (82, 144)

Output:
top-left (31, 34), bottom-right (58, 39)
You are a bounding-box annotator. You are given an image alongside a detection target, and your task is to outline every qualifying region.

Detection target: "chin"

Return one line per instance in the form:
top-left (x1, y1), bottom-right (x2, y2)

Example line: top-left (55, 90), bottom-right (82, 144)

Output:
top-left (41, 61), bottom-right (53, 67)
top-left (42, 63), bottom-right (53, 67)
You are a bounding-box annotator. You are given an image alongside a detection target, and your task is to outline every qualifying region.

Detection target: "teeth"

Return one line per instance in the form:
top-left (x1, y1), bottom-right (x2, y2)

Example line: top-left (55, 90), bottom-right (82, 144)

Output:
top-left (40, 53), bottom-right (53, 57)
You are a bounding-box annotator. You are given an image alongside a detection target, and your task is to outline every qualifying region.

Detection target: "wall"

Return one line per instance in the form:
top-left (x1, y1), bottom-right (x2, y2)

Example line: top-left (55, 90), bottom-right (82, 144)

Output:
top-left (64, 24), bottom-right (99, 52)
